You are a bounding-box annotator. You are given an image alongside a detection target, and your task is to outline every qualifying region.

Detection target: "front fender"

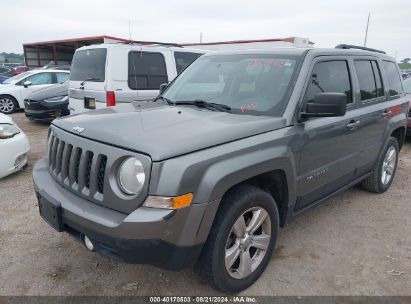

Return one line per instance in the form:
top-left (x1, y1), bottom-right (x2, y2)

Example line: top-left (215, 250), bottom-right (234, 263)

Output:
top-left (149, 128), bottom-right (298, 208)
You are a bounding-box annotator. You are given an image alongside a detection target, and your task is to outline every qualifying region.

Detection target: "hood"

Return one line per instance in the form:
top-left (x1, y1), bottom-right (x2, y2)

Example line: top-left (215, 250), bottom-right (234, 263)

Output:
top-left (0, 113), bottom-right (13, 124)
top-left (26, 82), bottom-right (68, 102)
top-left (52, 102), bottom-right (286, 161)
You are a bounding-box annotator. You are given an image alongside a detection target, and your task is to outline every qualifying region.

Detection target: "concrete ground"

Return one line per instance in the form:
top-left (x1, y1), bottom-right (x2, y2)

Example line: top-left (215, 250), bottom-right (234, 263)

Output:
top-left (0, 112), bottom-right (410, 296)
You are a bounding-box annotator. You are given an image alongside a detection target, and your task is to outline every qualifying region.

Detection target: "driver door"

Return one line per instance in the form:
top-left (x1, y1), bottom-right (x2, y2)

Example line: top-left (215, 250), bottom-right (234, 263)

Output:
top-left (295, 57), bottom-right (362, 212)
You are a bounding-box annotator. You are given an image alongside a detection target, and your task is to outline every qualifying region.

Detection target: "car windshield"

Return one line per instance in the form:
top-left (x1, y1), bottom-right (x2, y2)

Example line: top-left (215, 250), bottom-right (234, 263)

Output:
top-left (3, 71), bottom-right (31, 84)
top-left (162, 54), bottom-right (301, 116)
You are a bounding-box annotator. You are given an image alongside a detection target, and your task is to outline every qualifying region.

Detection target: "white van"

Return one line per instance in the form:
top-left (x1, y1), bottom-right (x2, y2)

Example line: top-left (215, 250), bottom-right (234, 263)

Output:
top-left (68, 43), bottom-right (205, 114)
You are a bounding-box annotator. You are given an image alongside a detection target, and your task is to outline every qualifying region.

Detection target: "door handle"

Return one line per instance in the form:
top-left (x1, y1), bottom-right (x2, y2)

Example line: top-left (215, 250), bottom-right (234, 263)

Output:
top-left (382, 110), bottom-right (392, 118)
top-left (347, 120), bottom-right (361, 130)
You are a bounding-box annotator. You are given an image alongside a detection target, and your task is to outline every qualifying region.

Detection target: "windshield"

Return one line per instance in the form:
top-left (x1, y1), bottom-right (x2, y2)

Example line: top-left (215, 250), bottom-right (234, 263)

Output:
top-left (3, 71), bottom-right (31, 84)
top-left (70, 48), bottom-right (107, 82)
top-left (162, 54), bottom-right (300, 115)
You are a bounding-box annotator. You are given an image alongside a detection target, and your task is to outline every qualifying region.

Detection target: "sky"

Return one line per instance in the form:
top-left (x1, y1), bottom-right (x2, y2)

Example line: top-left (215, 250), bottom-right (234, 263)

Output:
top-left (1, 0), bottom-right (410, 60)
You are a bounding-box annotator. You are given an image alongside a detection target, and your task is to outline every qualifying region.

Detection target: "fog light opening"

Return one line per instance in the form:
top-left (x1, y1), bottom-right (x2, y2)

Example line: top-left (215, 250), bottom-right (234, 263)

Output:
top-left (84, 235), bottom-right (95, 251)
top-left (14, 153), bottom-right (28, 168)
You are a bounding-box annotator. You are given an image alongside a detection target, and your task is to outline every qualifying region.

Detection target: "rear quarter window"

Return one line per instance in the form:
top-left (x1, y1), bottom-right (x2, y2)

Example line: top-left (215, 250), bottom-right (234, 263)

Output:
top-left (174, 52), bottom-right (203, 74)
top-left (70, 49), bottom-right (107, 82)
top-left (128, 52), bottom-right (168, 90)
top-left (382, 61), bottom-right (403, 97)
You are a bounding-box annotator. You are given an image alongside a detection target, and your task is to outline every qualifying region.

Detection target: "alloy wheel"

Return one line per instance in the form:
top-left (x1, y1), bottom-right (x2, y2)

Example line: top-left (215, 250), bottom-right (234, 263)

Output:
top-left (0, 97), bottom-right (15, 113)
top-left (381, 146), bottom-right (396, 185)
top-left (225, 207), bottom-right (271, 279)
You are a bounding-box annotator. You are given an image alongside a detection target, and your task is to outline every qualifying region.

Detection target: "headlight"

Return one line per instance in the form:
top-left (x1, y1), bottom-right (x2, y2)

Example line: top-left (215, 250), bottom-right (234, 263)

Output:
top-left (117, 157), bottom-right (145, 195)
top-left (43, 95), bottom-right (68, 103)
top-left (0, 124), bottom-right (20, 139)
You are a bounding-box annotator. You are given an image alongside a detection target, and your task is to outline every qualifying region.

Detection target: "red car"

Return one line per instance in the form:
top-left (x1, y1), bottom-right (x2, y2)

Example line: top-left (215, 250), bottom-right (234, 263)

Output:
top-left (404, 77), bottom-right (411, 135)
top-left (12, 66), bottom-right (29, 76)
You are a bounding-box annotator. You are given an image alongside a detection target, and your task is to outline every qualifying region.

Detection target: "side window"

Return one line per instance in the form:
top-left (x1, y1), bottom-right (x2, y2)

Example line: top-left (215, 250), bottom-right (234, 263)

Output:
top-left (56, 72), bottom-right (69, 84)
top-left (128, 52), bottom-right (168, 90)
top-left (305, 60), bottom-right (352, 104)
top-left (371, 61), bottom-right (384, 97)
top-left (382, 61), bottom-right (403, 97)
top-left (174, 52), bottom-right (203, 74)
top-left (354, 60), bottom-right (384, 101)
top-left (25, 73), bottom-right (53, 85)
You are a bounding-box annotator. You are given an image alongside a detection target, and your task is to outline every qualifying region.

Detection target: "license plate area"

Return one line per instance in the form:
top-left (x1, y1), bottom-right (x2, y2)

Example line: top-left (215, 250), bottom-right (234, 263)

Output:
top-left (84, 97), bottom-right (96, 109)
top-left (38, 196), bottom-right (63, 232)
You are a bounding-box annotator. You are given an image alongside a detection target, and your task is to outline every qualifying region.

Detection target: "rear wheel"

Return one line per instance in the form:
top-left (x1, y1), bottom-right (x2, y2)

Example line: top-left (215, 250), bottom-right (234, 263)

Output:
top-left (197, 185), bottom-right (279, 293)
top-left (361, 137), bottom-right (399, 193)
top-left (0, 95), bottom-right (18, 114)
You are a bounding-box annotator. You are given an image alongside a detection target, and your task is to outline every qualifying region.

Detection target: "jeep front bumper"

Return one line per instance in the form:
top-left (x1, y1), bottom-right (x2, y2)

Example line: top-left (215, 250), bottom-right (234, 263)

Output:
top-left (33, 158), bottom-right (219, 270)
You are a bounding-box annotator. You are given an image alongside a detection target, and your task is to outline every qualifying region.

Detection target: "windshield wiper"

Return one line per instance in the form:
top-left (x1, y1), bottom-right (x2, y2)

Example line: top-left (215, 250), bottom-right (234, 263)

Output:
top-left (174, 100), bottom-right (231, 112)
top-left (80, 77), bottom-right (103, 87)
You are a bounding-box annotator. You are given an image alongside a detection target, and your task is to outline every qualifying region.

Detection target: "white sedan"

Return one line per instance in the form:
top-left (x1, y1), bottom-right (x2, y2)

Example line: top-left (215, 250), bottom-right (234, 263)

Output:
top-left (0, 69), bottom-right (70, 114)
top-left (0, 113), bottom-right (30, 179)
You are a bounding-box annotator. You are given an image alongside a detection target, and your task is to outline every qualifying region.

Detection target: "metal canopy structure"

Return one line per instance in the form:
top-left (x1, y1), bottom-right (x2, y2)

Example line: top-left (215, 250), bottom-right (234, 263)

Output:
top-left (23, 35), bottom-right (314, 68)
top-left (23, 35), bottom-right (129, 68)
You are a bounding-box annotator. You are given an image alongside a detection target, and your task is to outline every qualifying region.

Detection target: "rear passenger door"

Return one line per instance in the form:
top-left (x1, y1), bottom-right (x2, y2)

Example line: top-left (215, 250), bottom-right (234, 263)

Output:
top-left (296, 57), bottom-right (362, 211)
top-left (351, 58), bottom-right (388, 176)
top-left (128, 51), bottom-right (169, 101)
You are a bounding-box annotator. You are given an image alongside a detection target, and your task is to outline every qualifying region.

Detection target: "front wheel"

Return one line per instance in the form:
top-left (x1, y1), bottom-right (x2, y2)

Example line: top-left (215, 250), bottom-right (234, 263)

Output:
top-left (197, 185), bottom-right (279, 293)
top-left (0, 95), bottom-right (18, 114)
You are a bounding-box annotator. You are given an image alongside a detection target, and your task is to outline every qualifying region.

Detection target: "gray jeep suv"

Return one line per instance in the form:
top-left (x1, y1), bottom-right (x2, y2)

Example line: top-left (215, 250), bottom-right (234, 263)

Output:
top-left (33, 45), bottom-right (408, 293)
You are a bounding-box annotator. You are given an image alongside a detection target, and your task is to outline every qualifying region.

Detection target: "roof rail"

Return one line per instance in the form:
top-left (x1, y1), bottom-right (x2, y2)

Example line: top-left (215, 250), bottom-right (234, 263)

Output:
top-left (335, 44), bottom-right (386, 54)
top-left (114, 40), bottom-right (183, 48)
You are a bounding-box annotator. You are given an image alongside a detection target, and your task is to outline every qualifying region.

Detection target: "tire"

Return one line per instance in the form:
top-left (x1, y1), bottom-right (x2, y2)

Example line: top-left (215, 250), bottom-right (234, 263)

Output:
top-left (0, 95), bottom-right (18, 114)
top-left (361, 137), bottom-right (399, 193)
top-left (196, 185), bottom-right (279, 293)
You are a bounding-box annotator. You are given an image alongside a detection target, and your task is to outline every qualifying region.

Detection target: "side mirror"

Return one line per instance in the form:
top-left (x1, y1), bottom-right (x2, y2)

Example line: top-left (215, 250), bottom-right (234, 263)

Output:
top-left (23, 81), bottom-right (32, 88)
top-left (159, 83), bottom-right (168, 94)
top-left (302, 93), bottom-right (347, 118)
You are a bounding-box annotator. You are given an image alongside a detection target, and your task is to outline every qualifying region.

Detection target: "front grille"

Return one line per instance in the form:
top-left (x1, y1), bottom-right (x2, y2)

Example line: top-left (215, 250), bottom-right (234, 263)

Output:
top-left (48, 133), bottom-right (107, 200)
top-left (97, 156), bottom-right (107, 194)
top-left (84, 152), bottom-right (94, 189)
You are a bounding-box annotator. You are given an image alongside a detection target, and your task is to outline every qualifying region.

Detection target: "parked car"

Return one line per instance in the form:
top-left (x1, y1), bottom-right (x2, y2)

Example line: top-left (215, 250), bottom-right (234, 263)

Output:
top-left (40, 64), bottom-right (71, 71)
top-left (33, 46), bottom-right (407, 293)
top-left (0, 69), bottom-right (70, 114)
top-left (0, 66), bottom-right (14, 78)
top-left (12, 66), bottom-right (29, 76)
top-left (24, 80), bottom-right (69, 122)
top-left (401, 73), bottom-right (409, 80)
top-left (0, 113), bottom-right (30, 179)
top-left (0, 75), bottom-right (9, 84)
top-left (68, 44), bottom-right (205, 114)
top-left (403, 77), bottom-right (411, 135)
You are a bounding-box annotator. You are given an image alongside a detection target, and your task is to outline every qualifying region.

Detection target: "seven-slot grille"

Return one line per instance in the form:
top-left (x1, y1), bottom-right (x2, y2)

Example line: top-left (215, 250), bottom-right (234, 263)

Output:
top-left (48, 133), bottom-right (108, 200)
